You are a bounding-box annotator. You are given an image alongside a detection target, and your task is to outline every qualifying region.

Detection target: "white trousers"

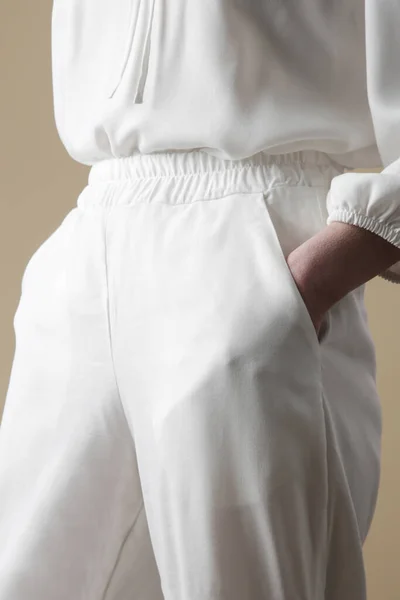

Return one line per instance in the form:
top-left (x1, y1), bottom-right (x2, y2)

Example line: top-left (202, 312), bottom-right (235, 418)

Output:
top-left (0, 150), bottom-right (381, 600)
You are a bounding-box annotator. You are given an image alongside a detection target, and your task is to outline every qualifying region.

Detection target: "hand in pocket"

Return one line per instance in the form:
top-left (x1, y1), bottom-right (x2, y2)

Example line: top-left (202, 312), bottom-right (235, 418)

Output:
top-left (285, 253), bottom-right (328, 337)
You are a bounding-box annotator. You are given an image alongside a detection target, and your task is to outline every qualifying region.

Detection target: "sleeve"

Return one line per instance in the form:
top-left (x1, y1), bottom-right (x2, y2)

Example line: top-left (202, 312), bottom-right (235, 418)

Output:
top-left (326, 0), bottom-right (400, 284)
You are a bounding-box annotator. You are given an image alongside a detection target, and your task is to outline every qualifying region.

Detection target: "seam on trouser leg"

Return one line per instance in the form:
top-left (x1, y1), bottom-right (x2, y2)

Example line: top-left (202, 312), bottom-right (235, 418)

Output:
top-left (103, 207), bottom-right (135, 439)
top-left (101, 502), bottom-right (144, 600)
top-left (101, 207), bottom-right (144, 597)
top-left (320, 385), bottom-right (367, 599)
top-left (320, 389), bottom-right (332, 598)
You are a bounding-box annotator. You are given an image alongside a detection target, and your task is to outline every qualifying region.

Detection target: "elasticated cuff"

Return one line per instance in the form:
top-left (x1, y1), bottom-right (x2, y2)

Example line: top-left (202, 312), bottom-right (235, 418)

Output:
top-left (327, 208), bottom-right (400, 284)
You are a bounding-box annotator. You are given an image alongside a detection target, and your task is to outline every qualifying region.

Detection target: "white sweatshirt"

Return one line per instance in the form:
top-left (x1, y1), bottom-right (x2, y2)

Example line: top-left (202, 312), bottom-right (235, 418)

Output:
top-left (51, 0), bottom-right (400, 282)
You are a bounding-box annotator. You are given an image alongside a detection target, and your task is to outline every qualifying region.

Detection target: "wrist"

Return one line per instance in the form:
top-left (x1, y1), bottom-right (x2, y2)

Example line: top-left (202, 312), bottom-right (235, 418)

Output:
top-left (286, 221), bottom-right (400, 322)
top-left (286, 245), bottom-right (338, 320)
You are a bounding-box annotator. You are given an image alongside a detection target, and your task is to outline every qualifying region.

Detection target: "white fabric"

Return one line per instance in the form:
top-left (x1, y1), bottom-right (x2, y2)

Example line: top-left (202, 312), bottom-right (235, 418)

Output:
top-left (50, 0), bottom-right (400, 282)
top-left (0, 151), bottom-right (381, 599)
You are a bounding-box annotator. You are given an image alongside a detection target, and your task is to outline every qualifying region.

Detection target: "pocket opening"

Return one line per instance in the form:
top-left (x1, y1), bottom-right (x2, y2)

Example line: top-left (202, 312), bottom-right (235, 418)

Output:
top-left (259, 191), bottom-right (326, 349)
top-left (317, 310), bottom-right (331, 345)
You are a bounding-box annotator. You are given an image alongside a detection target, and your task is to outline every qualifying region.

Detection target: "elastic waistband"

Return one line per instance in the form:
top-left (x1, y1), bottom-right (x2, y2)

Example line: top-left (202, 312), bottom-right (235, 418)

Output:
top-left (80, 149), bottom-right (345, 209)
top-left (89, 149), bottom-right (343, 183)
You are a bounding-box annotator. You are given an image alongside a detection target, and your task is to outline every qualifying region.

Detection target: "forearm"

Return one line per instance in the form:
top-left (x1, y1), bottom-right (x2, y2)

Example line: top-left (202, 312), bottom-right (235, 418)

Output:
top-left (286, 222), bottom-right (400, 327)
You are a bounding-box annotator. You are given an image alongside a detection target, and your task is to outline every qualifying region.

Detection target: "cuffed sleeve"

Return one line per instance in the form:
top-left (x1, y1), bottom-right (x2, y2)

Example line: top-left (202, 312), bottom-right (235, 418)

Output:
top-left (327, 159), bottom-right (400, 283)
top-left (326, 0), bottom-right (400, 284)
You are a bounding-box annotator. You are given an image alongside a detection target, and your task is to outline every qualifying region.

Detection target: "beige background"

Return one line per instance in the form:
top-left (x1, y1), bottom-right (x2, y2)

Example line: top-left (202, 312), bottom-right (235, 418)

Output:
top-left (1, 2), bottom-right (399, 598)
